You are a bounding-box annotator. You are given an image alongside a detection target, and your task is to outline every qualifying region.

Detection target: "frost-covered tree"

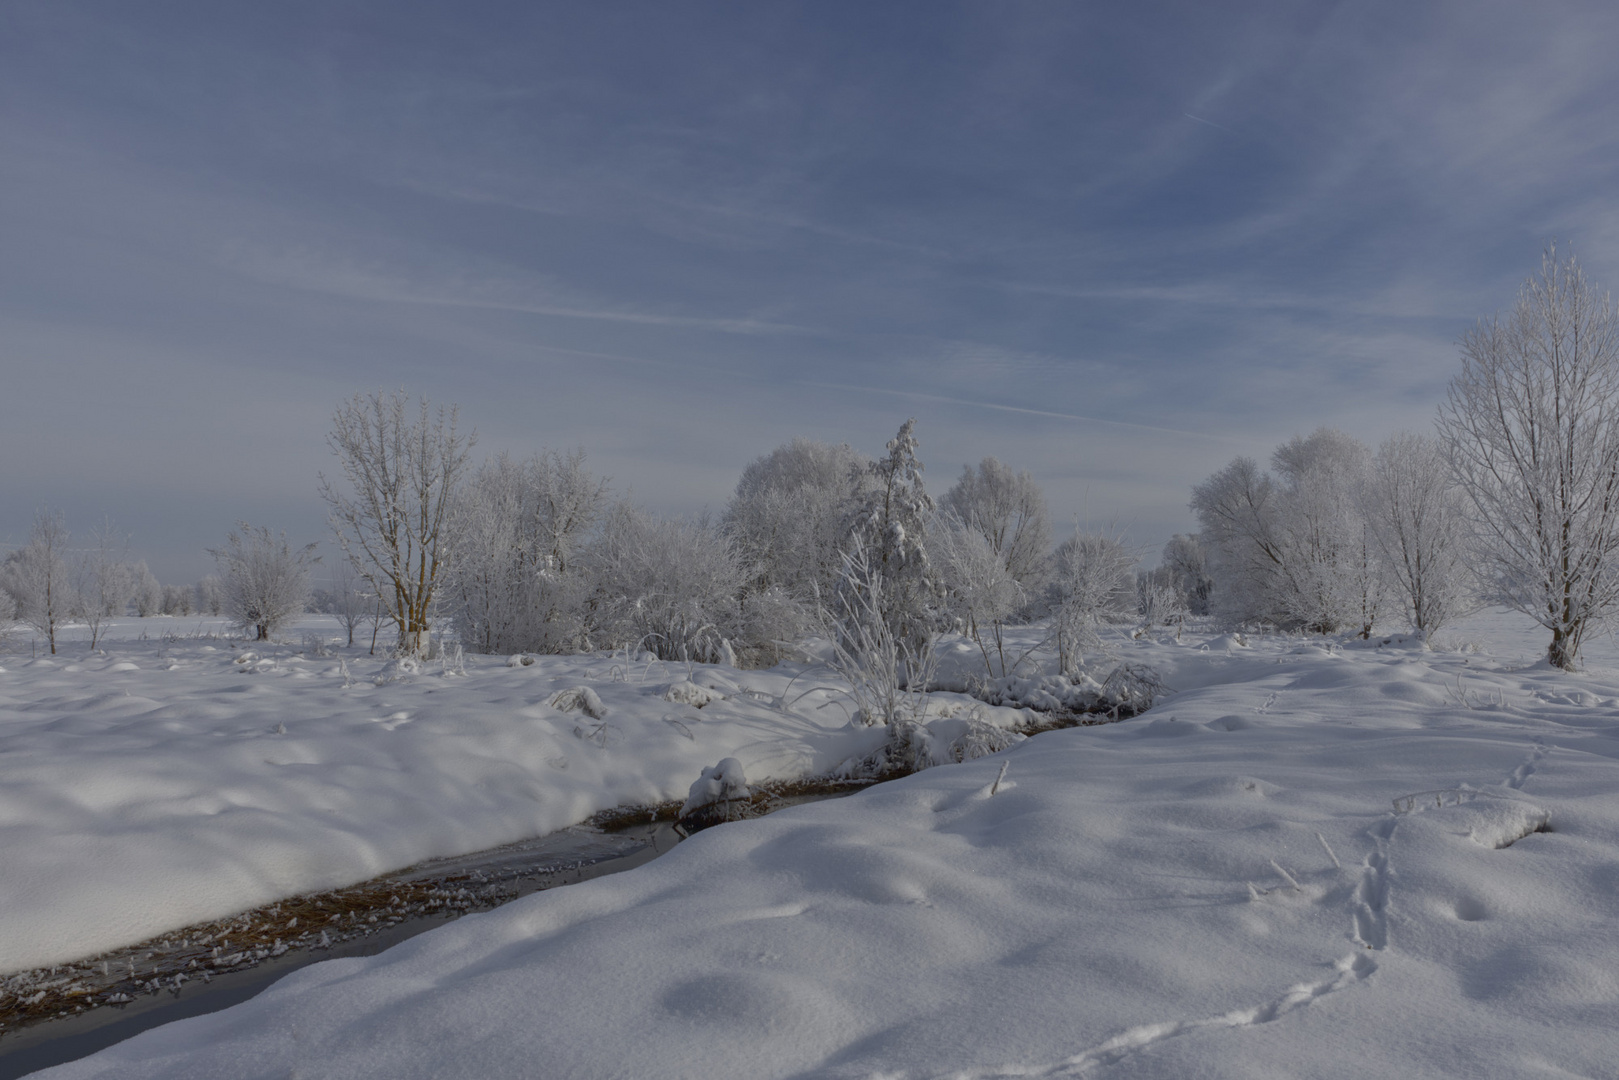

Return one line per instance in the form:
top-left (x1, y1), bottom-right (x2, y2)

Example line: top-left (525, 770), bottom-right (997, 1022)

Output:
top-left (195, 575), bottom-right (224, 617)
top-left (1438, 247), bottom-right (1619, 669)
top-left (1270, 429), bottom-right (1384, 637)
top-left (932, 511), bottom-right (1024, 677)
top-left (210, 524), bottom-right (318, 640)
top-left (131, 562), bottom-right (163, 618)
top-left (1160, 534), bottom-right (1213, 616)
top-left (448, 450), bottom-right (608, 655)
top-left (161, 584), bottom-right (195, 616)
top-left (1051, 530), bottom-right (1136, 675)
top-left (321, 391), bottom-right (473, 655)
top-left (1192, 429), bottom-right (1383, 635)
top-left (322, 559), bottom-right (369, 647)
top-left (842, 419), bottom-right (938, 652)
top-left (589, 505), bottom-right (751, 662)
top-left (941, 457), bottom-right (1051, 594)
top-left (74, 521), bottom-right (134, 648)
top-left (1135, 567), bottom-right (1186, 630)
top-left (725, 438), bottom-right (869, 600)
top-left (1361, 432), bottom-right (1475, 639)
top-left (1190, 457), bottom-right (1285, 626)
top-left (2, 510), bottom-right (76, 654)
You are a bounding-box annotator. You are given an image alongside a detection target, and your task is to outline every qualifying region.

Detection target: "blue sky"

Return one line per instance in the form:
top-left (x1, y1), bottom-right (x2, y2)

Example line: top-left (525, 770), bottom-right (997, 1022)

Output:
top-left (5, 1), bottom-right (1619, 582)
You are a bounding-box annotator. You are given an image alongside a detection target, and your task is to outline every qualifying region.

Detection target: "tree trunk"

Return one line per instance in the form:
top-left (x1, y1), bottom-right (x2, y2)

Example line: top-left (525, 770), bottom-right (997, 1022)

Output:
top-left (1548, 625), bottom-right (1577, 670)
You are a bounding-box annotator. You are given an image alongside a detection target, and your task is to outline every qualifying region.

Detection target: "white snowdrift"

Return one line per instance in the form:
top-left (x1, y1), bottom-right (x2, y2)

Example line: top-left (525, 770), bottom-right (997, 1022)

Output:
top-left (0, 617), bottom-right (1024, 975)
top-left (28, 610), bottom-right (1619, 1079)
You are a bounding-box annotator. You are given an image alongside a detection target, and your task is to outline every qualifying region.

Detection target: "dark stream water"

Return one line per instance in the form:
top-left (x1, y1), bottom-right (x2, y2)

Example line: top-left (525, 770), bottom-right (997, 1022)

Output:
top-left (0, 818), bottom-right (689, 1079)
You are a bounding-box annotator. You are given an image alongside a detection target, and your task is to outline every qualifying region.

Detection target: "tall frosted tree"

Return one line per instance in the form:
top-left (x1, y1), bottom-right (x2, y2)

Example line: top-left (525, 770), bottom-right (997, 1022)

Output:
top-left (940, 457), bottom-right (1052, 594)
top-left (725, 438), bottom-right (869, 600)
top-left (448, 449), bottom-right (608, 654)
top-left (1361, 432), bottom-right (1475, 639)
top-left (74, 519), bottom-right (134, 649)
top-left (1192, 429), bottom-right (1382, 635)
top-left (1, 510), bottom-right (75, 654)
top-left (1437, 247), bottom-right (1619, 669)
top-left (321, 391), bottom-right (473, 655)
top-left (842, 419), bottom-right (937, 653)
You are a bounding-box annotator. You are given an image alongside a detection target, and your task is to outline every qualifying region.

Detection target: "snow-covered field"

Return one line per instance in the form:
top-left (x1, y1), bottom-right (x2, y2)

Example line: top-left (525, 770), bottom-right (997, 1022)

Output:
top-left (11, 611), bottom-right (1619, 1077)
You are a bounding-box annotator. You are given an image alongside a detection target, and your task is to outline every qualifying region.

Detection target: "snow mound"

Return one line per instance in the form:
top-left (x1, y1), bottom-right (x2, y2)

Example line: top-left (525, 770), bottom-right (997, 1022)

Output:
top-left (548, 686), bottom-right (607, 720)
top-left (373, 656), bottom-right (419, 684)
top-left (1453, 799), bottom-right (1552, 848)
top-left (679, 758), bottom-right (750, 817)
top-left (662, 681), bottom-right (720, 708)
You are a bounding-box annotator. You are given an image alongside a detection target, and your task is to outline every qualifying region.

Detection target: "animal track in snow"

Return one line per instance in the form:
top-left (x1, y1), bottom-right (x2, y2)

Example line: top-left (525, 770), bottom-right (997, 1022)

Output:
top-left (944, 954), bottom-right (1378, 1078)
top-left (1507, 740), bottom-right (1548, 790)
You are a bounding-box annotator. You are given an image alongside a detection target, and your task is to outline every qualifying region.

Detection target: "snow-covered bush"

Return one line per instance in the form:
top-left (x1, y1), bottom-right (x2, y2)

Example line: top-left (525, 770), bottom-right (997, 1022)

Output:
top-left (209, 524), bottom-right (318, 641)
top-left (1, 510), bottom-right (75, 655)
top-left (589, 506), bottom-right (751, 662)
top-left (825, 538), bottom-right (936, 727)
top-left (1135, 568), bottom-right (1186, 631)
top-left (447, 450), bottom-right (607, 655)
top-left (679, 758), bottom-right (750, 818)
top-left (548, 685), bottom-right (608, 719)
top-left (1051, 530), bottom-right (1136, 676)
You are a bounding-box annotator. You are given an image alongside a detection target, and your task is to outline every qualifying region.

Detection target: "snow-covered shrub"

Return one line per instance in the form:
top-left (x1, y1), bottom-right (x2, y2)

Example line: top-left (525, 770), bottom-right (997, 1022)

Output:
top-left (1135, 567), bottom-right (1186, 632)
top-left (1051, 530), bottom-right (1136, 676)
top-left (679, 758), bottom-right (750, 818)
top-left (1098, 663), bottom-right (1169, 717)
top-left (373, 655), bottom-right (419, 684)
top-left (931, 512), bottom-right (1025, 677)
top-left (300, 631), bottom-right (334, 658)
top-left (548, 685), bottom-right (608, 720)
top-left (971, 672), bottom-right (1104, 713)
top-left (945, 717), bottom-right (1022, 762)
top-left (446, 450), bottom-right (607, 655)
top-left (209, 524), bottom-right (318, 641)
top-left (663, 681), bottom-right (720, 708)
top-left (825, 538), bottom-right (936, 727)
top-left (589, 505), bottom-right (751, 663)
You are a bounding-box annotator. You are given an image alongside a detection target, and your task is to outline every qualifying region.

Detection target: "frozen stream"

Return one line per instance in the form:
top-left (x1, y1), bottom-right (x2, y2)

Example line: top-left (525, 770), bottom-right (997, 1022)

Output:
top-left (0, 791), bottom-right (856, 1080)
